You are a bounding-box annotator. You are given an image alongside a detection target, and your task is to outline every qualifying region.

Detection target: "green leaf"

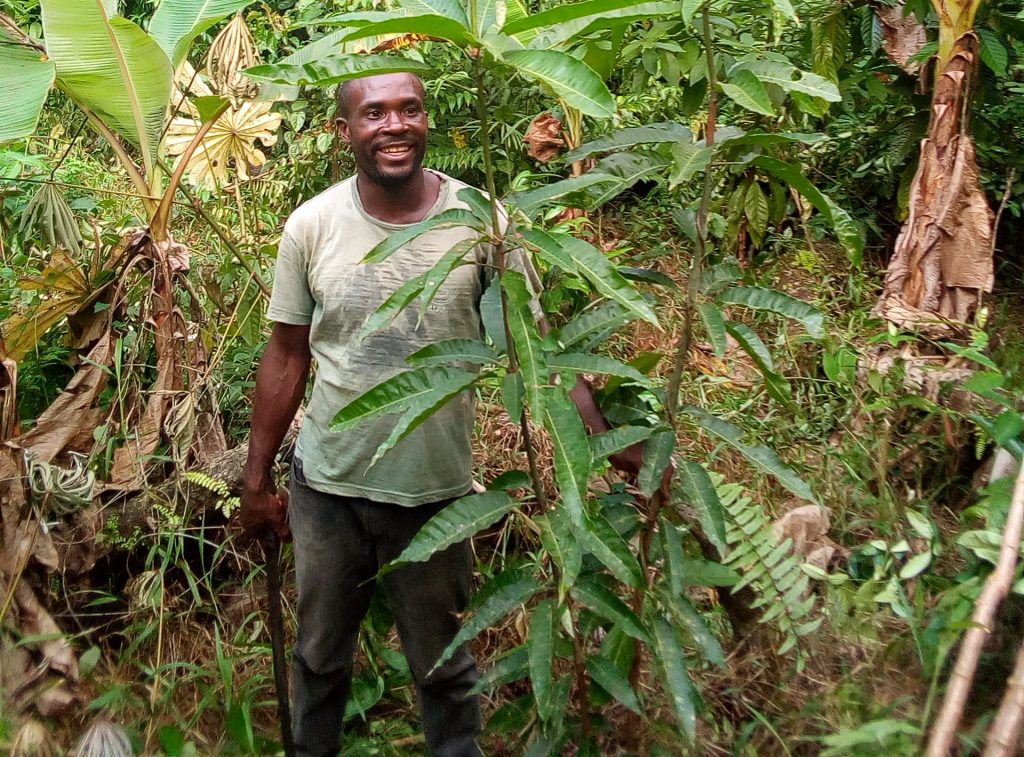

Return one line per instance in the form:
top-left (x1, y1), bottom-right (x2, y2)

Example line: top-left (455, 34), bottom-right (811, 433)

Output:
top-left (698, 302), bottom-right (728, 357)
top-left (502, 371), bottom-right (524, 423)
top-left (716, 285), bottom-right (825, 338)
top-left (505, 271), bottom-right (548, 417)
top-left (407, 338), bottom-right (499, 367)
top-left (538, 508), bottom-right (582, 597)
top-left (42, 0), bottom-right (172, 175)
top-left (0, 30), bottom-right (55, 142)
top-left (587, 655), bottom-right (641, 714)
top-left (505, 0), bottom-right (662, 35)
top-left (669, 141), bottom-right (713, 189)
top-left (432, 570), bottom-right (541, 672)
top-left (366, 370), bottom-right (480, 467)
top-left (254, 29), bottom-right (350, 101)
top-left (361, 208), bottom-right (482, 264)
top-left (977, 28), bottom-right (1008, 76)
top-left (399, 0), bottom-right (469, 25)
top-left (557, 236), bottom-right (660, 326)
top-left (543, 387), bottom-right (591, 523)
top-left (744, 181), bottom-right (769, 247)
top-left (681, 0), bottom-right (703, 27)
top-left (653, 618), bottom-right (697, 743)
top-left (507, 174), bottom-right (618, 217)
top-left (340, 13), bottom-right (477, 48)
top-left (899, 551), bottom-right (932, 580)
top-left (359, 273), bottom-right (427, 339)
top-left (558, 301), bottom-right (630, 350)
top-left (472, 645), bottom-right (529, 694)
top-left (668, 592), bottom-right (725, 668)
top-left (733, 58), bottom-right (841, 102)
top-left (683, 407), bottom-right (817, 502)
top-left (681, 558), bottom-right (740, 587)
top-left (389, 491), bottom-right (516, 567)
top-left (586, 151), bottom-right (671, 206)
top-left (772, 0), bottom-right (797, 20)
top-left (418, 241), bottom-right (479, 317)
top-left (193, 95), bottom-right (230, 123)
top-left (676, 461), bottom-right (727, 556)
top-left (725, 321), bottom-right (792, 406)
top-left (330, 366), bottom-right (476, 431)
top-left (577, 513), bottom-right (643, 587)
top-left (244, 54), bottom-right (433, 88)
top-left (639, 429), bottom-right (675, 497)
top-left (590, 425), bottom-right (655, 460)
top-left (149, 0), bottom-right (254, 68)
top-left (618, 267), bottom-right (677, 289)
top-left (456, 186), bottom-right (495, 229)
top-left (720, 69), bottom-right (775, 116)
top-left (573, 579), bottom-right (650, 643)
top-left (564, 122), bottom-right (692, 163)
top-left (528, 598), bottom-right (558, 722)
top-left (548, 353), bottom-right (648, 383)
top-left (699, 259), bottom-right (742, 295)
top-left (504, 49), bottom-right (615, 119)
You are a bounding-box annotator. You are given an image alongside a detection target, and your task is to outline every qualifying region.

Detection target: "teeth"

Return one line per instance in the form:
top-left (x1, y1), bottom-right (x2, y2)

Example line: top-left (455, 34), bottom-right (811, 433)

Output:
top-left (382, 146), bottom-right (409, 154)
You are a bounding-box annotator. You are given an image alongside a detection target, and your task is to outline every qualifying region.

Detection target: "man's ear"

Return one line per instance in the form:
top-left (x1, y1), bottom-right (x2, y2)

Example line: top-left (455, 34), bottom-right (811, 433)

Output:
top-left (336, 118), bottom-right (350, 144)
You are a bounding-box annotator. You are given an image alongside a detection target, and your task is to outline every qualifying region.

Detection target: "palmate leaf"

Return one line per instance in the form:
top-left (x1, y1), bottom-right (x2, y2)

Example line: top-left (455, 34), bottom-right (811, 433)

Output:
top-left (564, 122), bottom-right (692, 163)
top-left (587, 655), bottom-right (641, 714)
top-left (0, 29), bottom-right (55, 142)
top-left (751, 155), bottom-right (862, 265)
top-left (675, 461), bottom-right (727, 556)
top-left (589, 425), bottom-right (655, 460)
top-left (547, 353), bottom-right (648, 383)
top-left (330, 366), bottom-right (477, 431)
top-left (528, 598), bottom-right (557, 723)
top-left (542, 386), bottom-right (591, 524)
top-left (683, 407), bottom-right (817, 503)
top-left (431, 569), bottom-right (541, 672)
top-left (42, 0), bottom-right (173, 176)
top-left (716, 285), bottom-right (825, 338)
top-left (361, 209), bottom-right (483, 264)
top-left (149, 0), bottom-right (255, 68)
top-left (366, 368), bottom-right (479, 467)
top-left (407, 338), bottom-right (499, 367)
top-left (390, 491), bottom-right (516, 566)
top-left (725, 321), bottom-right (792, 406)
top-left (653, 617), bottom-right (698, 743)
top-left (572, 579), bottom-right (649, 643)
top-left (504, 272), bottom-right (548, 416)
top-left (577, 513), bottom-right (643, 588)
top-left (244, 53), bottom-right (433, 88)
top-left (504, 49), bottom-right (615, 119)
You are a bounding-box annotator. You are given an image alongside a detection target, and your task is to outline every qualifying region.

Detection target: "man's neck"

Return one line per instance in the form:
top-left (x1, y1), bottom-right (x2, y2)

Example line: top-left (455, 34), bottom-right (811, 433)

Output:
top-left (356, 170), bottom-right (441, 225)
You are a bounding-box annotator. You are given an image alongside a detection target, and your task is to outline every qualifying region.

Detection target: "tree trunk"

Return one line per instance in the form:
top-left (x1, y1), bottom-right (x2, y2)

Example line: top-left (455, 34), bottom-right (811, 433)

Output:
top-left (876, 0), bottom-right (994, 337)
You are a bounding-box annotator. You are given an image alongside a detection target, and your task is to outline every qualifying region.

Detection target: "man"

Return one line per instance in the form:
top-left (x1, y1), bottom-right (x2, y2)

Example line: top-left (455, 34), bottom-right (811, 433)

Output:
top-left (240, 72), bottom-right (644, 756)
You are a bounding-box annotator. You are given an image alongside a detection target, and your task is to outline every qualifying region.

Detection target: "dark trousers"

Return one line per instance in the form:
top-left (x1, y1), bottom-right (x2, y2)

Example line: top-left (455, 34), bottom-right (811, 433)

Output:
top-left (288, 459), bottom-right (482, 757)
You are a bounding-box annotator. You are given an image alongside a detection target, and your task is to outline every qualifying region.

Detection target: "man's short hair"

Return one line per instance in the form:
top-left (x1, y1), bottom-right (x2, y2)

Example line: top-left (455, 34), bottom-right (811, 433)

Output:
top-left (335, 73), bottom-right (426, 121)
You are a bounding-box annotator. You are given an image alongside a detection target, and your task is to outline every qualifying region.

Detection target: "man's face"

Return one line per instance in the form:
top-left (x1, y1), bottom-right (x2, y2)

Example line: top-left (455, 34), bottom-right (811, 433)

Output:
top-left (338, 74), bottom-right (428, 190)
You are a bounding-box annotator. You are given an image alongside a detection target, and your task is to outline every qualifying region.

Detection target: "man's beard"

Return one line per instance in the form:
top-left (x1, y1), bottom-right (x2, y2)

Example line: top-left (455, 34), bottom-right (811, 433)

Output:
top-left (354, 142), bottom-right (425, 190)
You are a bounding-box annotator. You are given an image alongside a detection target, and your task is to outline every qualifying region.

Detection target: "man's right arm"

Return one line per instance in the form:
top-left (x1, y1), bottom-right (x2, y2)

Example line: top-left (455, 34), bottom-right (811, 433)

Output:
top-left (240, 322), bottom-right (312, 538)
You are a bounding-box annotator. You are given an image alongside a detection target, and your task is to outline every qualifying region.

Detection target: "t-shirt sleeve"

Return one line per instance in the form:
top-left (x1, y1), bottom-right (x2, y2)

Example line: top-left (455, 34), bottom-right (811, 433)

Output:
top-left (267, 221), bottom-right (315, 325)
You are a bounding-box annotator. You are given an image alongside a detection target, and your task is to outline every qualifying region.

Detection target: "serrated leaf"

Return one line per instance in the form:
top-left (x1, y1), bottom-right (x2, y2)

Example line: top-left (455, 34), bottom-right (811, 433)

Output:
top-left (720, 69), bottom-right (775, 116)
top-left (639, 428), bottom-right (675, 497)
top-left (505, 49), bottom-right (615, 118)
top-left (548, 353), bottom-right (648, 383)
top-left (676, 461), bottom-right (727, 556)
top-left (564, 122), bottom-right (693, 162)
top-left (361, 209), bottom-right (482, 264)
top-left (330, 366), bottom-right (476, 431)
top-left (669, 140), bottom-right (713, 188)
top-left (432, 570), bottom-right (541, 672)
top-left (590, 425), bottom-right (656, 460)
top-left (504, 271), bottom-right (548, 416)
top-left (698, 302), bottom-right (728, 357)
top-left (577, 513), bottom-right (643, 587)
top-left (587, 655), bottom-right (641, 714)
top-left (716, 285), bottom-right (824, 338)
top-left (683, 407), bottom-right (817, 502)
top-left (543, 386), bottom-right (591, 523)
top-left (407, 338), bottom-right (499, 367)
top-left (389, 491), bottom-right (516, 566)
top-left (653, 618), bottom-right (697, 742)
top-left (572, 579), bottom-right (650, 643)
top-left (528, 598), bottom-right (558, 722)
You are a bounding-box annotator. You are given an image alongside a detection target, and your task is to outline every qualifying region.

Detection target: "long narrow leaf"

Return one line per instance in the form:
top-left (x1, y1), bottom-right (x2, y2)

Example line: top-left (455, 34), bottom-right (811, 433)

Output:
top-left (339, 14), bottom-right (477, 48)
top-left (675, 461), bottom-right (727, 556)
top-left (506, 174), bottom-right (617, 217)
top-left (390, 491), bottom-right (516, 566)
top-left (330, 366), bottom-right (476, 431)
top-left (505, 49), bottom-right (615, 119)
top-left (362, 209), bottom-right (482, 264)
top-left (564, 122), bottom-right (692, 163)
top-left (589, 425), bottom-right (655, 460)
top-left (572, 580), bottom-right (649, 643)
top-left (398, 0), bottom-right (468, 24)
top-left (577, 513), bottom-right (643, 588)
top-left (548, 353), bottom-right (648, 383)
top-left (638, 428), bottom-right (674, 497)
top-left (559, 236), bottom-right (659, 326)
top-left (717, 285), bottom-right (824, 338)
top-left (245, 53), bottom-right (433, 88)
top-left (725, 321), bottom-right (792, 406)
top-left (504, 271), bottom-right (548, 416)
top-left (698, 302), bottom-right (728, 357)
top-left (407, 339), bottom-right (499, 367)
top-left (558, 301), bottom-right (630, 349)
top-left (653, 618), bottom-right (697, 743)
top-left (586, 655), bottom-right (642, 714)
top-left (528, 598), bottom-right (557, 722)
top-left (543, 387), bottom-right (591, 524)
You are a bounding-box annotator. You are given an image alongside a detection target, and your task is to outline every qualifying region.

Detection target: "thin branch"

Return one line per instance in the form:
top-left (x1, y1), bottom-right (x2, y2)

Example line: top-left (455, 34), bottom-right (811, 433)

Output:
top-left (990, 168), bottom-right (1015, 258)
top-left (926, 457), bottom-right (1024, 756)
top-left (983, 631), bottom-right (1024, 757)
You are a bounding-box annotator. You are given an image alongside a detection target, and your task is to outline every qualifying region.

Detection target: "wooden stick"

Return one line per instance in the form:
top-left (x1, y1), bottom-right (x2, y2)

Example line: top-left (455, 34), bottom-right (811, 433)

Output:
top-left (926, 458), bottom-right (1024, 756)
top-left (983, 632), bottom-right (1024, 757)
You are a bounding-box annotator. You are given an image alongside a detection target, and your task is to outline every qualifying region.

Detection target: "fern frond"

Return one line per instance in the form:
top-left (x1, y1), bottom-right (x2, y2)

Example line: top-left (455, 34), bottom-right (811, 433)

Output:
top-left (718, 482), bottom-right (821, 658)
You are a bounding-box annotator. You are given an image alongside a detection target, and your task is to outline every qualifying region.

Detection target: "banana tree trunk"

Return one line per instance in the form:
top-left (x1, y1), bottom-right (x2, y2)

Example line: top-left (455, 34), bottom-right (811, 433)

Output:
top-left (875, 0), bottom-right (994, 337)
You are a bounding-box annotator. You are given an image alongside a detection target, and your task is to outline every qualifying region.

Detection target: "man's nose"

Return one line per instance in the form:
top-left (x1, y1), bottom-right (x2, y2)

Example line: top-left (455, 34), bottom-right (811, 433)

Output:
top-left (381, 110), bottom-right (408, 132)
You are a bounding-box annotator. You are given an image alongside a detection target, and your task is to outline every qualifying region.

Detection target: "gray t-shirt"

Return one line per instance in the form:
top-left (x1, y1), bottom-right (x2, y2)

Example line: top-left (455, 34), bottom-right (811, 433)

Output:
top-left (267, 171), bottom-right (537, 506)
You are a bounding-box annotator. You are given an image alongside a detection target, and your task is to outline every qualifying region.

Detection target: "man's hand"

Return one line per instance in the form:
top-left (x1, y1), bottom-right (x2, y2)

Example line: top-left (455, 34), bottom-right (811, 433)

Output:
top-left (610, 442), bottom-right (675, 502)
top-left (240, 471), bottom-right (291, 543)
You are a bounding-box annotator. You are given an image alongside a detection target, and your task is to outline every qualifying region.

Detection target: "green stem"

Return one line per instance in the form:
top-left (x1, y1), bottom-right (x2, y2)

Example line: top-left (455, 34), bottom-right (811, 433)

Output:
top-left (665, 1), bottom-right (718, 425)
top-left (473, 55), bottom-right (548, 509)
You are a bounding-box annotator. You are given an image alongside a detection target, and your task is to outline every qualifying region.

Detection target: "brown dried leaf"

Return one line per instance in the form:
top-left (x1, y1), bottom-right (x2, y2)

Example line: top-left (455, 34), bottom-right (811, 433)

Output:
top-left (14, 580), bottom-right (78, 680)
top-left (878, 3), bottom-right (928, 74)
top-left (0, 357), bottom-right (17, 444)
top-left (524, 112), bottom-right (565, 163)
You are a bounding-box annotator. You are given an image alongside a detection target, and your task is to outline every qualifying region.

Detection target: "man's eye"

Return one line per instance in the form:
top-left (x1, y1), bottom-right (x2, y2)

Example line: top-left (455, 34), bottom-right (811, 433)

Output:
top-left (367, 110), bottom-right (383, 119)
top-left (405, 107), bottom-right (421, 116)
